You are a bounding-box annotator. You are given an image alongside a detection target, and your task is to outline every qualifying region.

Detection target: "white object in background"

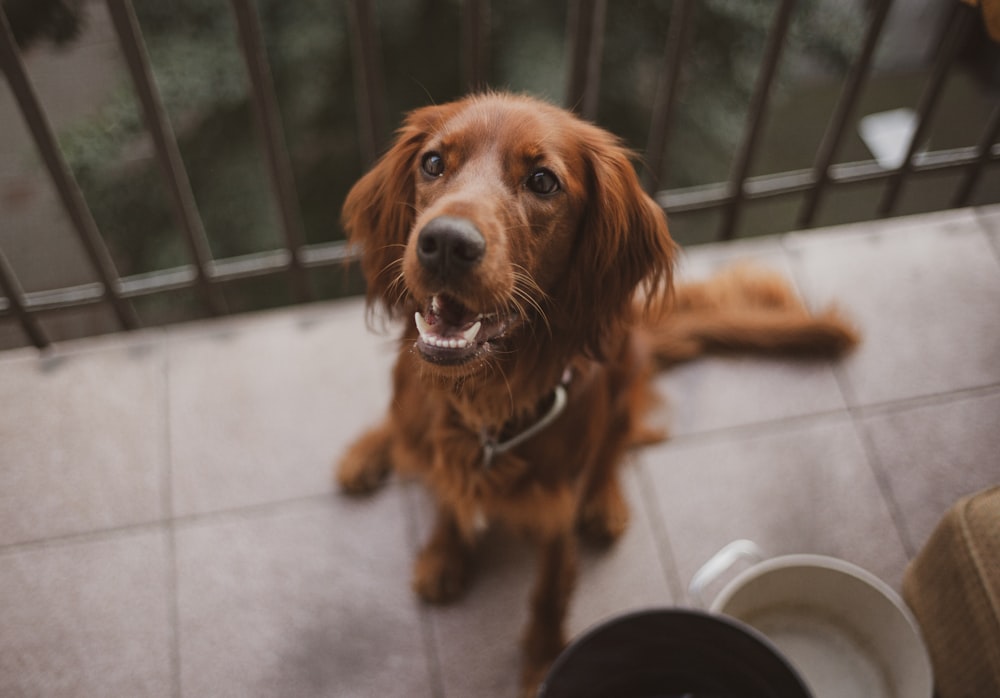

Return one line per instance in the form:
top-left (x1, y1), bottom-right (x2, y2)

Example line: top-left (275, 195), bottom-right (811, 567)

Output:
top-left (858, 108), bottom-right (918, 169)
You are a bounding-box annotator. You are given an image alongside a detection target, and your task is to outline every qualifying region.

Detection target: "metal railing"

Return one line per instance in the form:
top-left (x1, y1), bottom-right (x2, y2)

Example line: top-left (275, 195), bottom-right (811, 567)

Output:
top-left (1, 0), bottom-right (998, 351)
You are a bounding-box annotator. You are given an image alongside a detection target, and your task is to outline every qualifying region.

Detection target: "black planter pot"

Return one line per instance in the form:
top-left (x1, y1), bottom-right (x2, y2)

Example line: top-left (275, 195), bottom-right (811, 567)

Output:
top-left (538, 609), bottom-right (812, 698)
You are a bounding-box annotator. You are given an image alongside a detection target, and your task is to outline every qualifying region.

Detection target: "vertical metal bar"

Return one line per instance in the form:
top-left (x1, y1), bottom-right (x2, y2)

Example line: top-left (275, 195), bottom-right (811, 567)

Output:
top-left (345, 0), bottom-right (387, 166)
top-left (952, 103), bottom-right (1000, 208)
top-left (797, 0), bottom-right (892, 229)
top-left (0, 7), bottom-right (138, 330)
top-left (564, 0), bottom-right (606, 120)
top-left (642, 0), bottom-right (697, 192)
top-left (230, 0), bottom-right (311, 302)
top-left (106, 0), bottom-right (228, 315)
top-left (877, 2), bottom-right (975, 217)
top-left (0, 248), bottom-right (50, 349)
top-left (718, 0), bottom-right (797, 241)
top-left (462, 0), bottom-right (489, 92)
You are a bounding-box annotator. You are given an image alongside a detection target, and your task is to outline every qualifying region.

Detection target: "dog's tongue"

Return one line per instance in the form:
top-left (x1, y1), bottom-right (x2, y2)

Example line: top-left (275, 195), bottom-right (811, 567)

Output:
top-left (415, 295), bottom-right (482, 349)
top-left (433, 295), bottom-right (476, 328)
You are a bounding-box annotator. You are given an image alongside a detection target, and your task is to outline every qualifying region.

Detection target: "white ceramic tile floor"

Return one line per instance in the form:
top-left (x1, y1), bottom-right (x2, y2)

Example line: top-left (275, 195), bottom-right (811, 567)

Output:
top-left (1, 206), bottom-right (999, 698)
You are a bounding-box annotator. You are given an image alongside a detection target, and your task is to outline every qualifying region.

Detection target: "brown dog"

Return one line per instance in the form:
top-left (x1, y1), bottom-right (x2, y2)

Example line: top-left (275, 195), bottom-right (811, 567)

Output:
top-left (335, 92), bottom-right (857, 696)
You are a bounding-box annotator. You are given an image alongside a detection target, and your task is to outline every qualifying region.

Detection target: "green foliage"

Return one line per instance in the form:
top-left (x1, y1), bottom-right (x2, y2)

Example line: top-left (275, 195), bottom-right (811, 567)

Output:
top-left (56, 0), bottom-right (861, 286)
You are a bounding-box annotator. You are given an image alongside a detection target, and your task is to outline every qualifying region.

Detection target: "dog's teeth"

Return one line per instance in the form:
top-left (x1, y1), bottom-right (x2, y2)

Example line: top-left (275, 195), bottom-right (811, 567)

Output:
top-left (461, 321), bottom-right (481, 344)
top-left (415, 312), bottom-right (431, 339)
top-left (426, 336), bottom-right (468, 349)
top-left (431, 296), bottom-right (441, 314)
top-left (415, 311), bottom-right (474, 351)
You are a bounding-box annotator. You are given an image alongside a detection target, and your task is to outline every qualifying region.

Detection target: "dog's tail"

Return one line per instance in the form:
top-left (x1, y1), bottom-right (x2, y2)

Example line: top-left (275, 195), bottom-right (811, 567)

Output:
top-left (645, 264), bottom-right (860, 367)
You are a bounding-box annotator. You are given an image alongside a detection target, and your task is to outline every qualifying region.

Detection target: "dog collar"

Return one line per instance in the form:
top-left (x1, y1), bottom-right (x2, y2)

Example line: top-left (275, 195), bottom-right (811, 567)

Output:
top-left (479, 368), bottom-right (572, 469)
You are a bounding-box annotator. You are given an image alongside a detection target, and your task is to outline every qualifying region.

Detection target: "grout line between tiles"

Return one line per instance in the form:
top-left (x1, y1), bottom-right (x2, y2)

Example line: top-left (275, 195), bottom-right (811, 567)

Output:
top-left (169, 493), bottom-right (342, 529)
top-left (847, 411), bottom-right (917, 558)
top-left (659, 381), bottom-right (1000, 451)
top-left (0, 520), bottom-right (169, 557)
top-left (415, 600), bottom-right (446, 698)
top-left (163, 346), bottom-right (183, 698)
top-left (632, 460), bottom-right (685, 605)
top-left (839, 382), bottom-right (1000, 562)
top-left (972, 207), bottom-right (1000, 268)
top-left (779, 233), bottom-right (863, 413)
top-left (0, 493), bottom-right (335, 556)
top-left (400, 482), bottom-right (446, 698)
top-left (831, 360), bottom-right (860, 415)
top-left (848, 382), bottom-right (1000, 419)
top-left (660, 407), bottom-right (856, 448)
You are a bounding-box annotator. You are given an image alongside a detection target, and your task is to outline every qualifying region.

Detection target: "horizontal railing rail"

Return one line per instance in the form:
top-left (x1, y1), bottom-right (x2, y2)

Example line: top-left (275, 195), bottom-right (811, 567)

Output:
top-left (1, 0), bottom-right (997, 350)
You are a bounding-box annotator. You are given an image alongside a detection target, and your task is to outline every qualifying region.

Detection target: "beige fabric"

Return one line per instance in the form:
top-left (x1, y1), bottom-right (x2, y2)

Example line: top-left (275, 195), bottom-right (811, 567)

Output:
top-left (903, 485), bottom-right (1000, 698)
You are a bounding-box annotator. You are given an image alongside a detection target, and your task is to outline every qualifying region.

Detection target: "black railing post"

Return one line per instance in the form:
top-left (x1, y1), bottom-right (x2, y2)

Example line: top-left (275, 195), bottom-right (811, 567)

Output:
top-left (952, 104), bottom-right (1000, 208)
top-left (0, 248), bottom-right (49, 349)
top-left (231, 0), bottom-right (312, 303)
top-left (643, 0), bottom-right (697, 193)
top-left (106, 0), bottom-right (228, 315)
top-left (0, 6), bottom-right (139, 331)
top-left (718, 0), bottom-right (796, 241)
top-left (462, 0), bottom-right (490, 93)
top-left (346, 0), bottom-right (387, 167)
top-left (565, 0), bottom-right (606, 120)
top-left (877, 2), bottom-right (976, 217)
top-left (797, 0), bottom-right (892, 229)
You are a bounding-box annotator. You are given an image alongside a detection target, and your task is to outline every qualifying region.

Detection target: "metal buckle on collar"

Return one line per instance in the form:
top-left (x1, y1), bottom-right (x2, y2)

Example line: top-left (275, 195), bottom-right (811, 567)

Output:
top-left (479, 368), bottom-right (572, 469)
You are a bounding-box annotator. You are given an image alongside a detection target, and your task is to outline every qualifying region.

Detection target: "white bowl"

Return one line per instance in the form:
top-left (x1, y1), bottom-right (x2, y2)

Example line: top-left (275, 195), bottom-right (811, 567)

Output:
top-left (711, 554), bottom-right (933, 698)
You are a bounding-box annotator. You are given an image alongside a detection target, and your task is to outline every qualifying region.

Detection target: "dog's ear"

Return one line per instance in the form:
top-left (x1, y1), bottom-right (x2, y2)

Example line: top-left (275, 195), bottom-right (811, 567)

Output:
top-left (563, 126), bottom-right (677, 357)
top-left (342, 104), bottom-right (447, 315)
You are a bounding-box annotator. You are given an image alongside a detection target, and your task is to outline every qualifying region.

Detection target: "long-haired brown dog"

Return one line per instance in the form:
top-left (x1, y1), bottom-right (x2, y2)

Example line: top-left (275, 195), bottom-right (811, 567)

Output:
top-left (335, 92), bottom-right (857, 696)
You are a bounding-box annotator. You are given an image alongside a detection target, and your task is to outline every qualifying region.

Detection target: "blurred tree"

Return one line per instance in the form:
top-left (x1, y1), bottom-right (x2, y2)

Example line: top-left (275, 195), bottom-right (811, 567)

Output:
top-left (51, 0), bottom-right (861, 289)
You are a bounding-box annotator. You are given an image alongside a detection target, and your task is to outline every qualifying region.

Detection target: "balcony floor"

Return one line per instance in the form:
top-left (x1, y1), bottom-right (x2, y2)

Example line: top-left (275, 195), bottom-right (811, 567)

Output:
top-left (2, 206), bottom-right (1000, 698)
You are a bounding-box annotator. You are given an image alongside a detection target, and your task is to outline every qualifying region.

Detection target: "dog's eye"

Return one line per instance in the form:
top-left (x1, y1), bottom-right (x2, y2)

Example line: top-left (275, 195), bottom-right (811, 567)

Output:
top-left (421, 152), bottom-right (445, 177)
top-left (527, 168), bottom-right (560, 195)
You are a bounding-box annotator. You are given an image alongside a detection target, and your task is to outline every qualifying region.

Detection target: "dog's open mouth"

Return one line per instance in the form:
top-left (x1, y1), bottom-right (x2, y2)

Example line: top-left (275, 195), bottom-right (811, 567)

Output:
top-left (414, 294), bottom-right (515, 365)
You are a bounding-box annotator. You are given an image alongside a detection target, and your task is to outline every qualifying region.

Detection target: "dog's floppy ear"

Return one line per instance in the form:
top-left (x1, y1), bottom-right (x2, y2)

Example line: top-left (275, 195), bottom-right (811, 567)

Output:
top-left (563, 126), bottom-right (677, 357)
top-left (342, 104), bottom-right (447, 315)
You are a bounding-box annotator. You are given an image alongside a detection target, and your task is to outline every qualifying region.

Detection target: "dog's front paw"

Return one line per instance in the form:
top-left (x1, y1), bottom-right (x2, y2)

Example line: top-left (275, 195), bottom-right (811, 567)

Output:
top-left (577, 478), bottom-right (630, 545)
top-left (336, 452), bottom-right (390, 495)
top-left (335, 424), bottom-right (393, 495)
top-left (412, 544), bottom-right (471, 604)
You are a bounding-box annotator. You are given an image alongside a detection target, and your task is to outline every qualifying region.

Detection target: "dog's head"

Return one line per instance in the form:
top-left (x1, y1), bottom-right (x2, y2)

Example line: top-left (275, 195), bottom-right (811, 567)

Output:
top-left (343, 92), bottom-right (675, 373)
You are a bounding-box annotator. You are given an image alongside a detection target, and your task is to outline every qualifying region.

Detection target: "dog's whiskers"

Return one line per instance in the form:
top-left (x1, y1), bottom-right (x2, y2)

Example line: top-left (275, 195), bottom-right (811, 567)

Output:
top-left (376, 257), bottom-right (409, 308)
top-left (511, 266), bottom-right (552, 339)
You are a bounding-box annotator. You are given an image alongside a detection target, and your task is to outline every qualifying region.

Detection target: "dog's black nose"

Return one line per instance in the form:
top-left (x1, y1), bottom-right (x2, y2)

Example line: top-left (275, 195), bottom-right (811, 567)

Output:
top-left (417, 216), bottom-right (486, 278)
